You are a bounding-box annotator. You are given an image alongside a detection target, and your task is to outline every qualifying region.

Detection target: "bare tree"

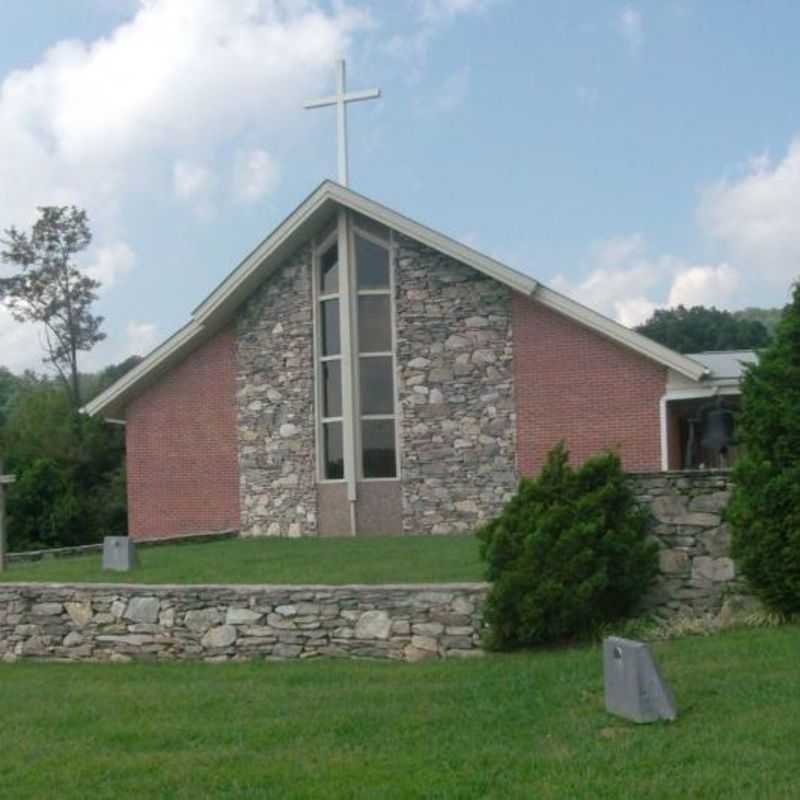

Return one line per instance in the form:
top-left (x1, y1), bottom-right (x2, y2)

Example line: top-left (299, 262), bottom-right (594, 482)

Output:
top-left (1, 206), bottom-right (105, 408)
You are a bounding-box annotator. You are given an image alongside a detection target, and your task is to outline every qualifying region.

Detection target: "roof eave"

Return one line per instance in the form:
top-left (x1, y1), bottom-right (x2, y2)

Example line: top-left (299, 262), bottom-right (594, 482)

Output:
top-left (533, 285), bottom-right (709, 381)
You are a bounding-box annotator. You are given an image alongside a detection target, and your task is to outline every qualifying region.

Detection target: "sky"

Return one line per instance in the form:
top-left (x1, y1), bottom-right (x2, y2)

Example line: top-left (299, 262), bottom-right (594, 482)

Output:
top-left (1, 0), bottom-right (799, 374)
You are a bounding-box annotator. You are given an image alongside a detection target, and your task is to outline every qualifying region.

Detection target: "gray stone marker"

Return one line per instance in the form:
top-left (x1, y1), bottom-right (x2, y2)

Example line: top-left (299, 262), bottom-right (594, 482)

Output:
top-left (102, 536), bottom-right (138, 572)
top-left (603, 636), bottom-right (677, 723)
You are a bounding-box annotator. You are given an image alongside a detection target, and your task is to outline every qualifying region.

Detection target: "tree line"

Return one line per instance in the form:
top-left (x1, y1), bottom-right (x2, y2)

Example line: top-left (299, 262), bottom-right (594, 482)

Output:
top-left (635, 304), bottom-right (782, 353)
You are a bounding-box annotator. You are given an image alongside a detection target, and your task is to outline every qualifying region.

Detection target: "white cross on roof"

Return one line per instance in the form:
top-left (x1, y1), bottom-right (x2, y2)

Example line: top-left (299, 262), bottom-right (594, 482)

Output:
top-left (304, 59), bottom-right (381, 187)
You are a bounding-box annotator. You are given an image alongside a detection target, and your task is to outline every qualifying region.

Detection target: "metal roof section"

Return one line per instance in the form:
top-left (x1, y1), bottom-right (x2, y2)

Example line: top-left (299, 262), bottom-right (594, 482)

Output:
top-left (687, 350), bottom-right (758, 382)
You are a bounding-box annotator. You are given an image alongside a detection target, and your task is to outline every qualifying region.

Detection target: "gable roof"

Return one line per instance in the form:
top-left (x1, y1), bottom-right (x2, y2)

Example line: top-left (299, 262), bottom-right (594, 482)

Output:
top-left (84, 181), bottom-right (707, 419)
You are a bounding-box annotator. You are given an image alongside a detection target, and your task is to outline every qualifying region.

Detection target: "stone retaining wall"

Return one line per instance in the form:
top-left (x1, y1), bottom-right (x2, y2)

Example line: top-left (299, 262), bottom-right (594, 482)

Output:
top-left (631, 470), bottom-right (752, 617)
top-left (0, 583), bottom-right (487, 664)
top-left (0, 471), bottom-right (753, 665)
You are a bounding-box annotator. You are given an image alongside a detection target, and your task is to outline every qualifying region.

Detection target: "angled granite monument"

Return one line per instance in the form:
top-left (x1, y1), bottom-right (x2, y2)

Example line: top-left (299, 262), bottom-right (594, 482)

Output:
top-left (603, 636), bottom-right (677, 723)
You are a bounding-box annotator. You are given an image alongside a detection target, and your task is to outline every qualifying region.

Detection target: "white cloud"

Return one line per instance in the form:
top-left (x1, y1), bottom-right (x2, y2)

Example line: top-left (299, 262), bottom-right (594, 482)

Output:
top-left (616, 6), bottom-right (644, 53)
top-left (555, 136), bottom-right (800, 327)
top-left (0, 0), bottom-right (369, 372)
top-left (0, 0), bottom-right (369, 228)
top-left (232, 148), bottom-right (281, 204)
top-left (699, 138), bottom-right (800, 288)
top-left (550, 261), bottom-right (661, 328)
top-left (125, 320), bottom-right (159, 357)
top-left (667, 264), bottom-right (739, 308)
top-left (85, 241), bottom-right (136, 292)
top-left (550, 235), bottom-right (740, 328)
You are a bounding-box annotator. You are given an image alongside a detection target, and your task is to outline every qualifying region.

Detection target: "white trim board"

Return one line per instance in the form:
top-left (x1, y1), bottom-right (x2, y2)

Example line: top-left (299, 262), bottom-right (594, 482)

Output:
top-left (83, 180), bottom-right (708, 419)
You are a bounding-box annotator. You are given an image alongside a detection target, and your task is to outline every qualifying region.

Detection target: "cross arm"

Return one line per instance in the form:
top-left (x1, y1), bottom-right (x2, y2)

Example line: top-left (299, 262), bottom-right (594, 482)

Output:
top-left (0, 475), bottom-right (15, 485)
top-left (304, 88), bottom-right (381, 109)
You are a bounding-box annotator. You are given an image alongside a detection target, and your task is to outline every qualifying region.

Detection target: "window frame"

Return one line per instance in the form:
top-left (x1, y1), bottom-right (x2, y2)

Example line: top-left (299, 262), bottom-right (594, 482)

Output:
top-left (313, 227), bottom-right (347, 484)
top-left (312, 214), bottom-right (401, 485)
top-left (350, 222), bottom-right (401, 482)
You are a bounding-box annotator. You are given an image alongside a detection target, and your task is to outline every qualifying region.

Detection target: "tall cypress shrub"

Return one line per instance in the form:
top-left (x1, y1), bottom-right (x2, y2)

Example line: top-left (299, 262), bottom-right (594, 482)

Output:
top-left (729, 282), bottom-right (800, 615)
top-left (477, 443), bottom-right (658, 649)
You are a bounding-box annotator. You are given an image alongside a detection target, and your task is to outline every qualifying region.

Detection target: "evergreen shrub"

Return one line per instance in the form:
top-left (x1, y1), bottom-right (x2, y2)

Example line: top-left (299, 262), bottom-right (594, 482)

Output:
top-left (477, 443), bottom-right (658, 649)
top-left (729, 282), bottom-right (800, 615)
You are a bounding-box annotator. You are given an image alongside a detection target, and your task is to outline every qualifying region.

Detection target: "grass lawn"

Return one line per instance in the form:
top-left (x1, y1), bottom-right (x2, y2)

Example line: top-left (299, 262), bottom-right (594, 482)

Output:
top-left (0, 535), bottom-right (485, 585)
top-left (0, 625), bottom-right (797, 799)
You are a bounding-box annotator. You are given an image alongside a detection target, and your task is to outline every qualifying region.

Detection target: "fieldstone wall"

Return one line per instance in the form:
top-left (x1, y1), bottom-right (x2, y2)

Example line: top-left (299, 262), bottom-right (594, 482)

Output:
top-left (0, 583), bottom-right (486, 664)
top-left (631, 471), bottom-right (751, 616)
top-left (236, 245), bottom-right (317, 537)
top-left (394, 235), bottom-right (517, 535)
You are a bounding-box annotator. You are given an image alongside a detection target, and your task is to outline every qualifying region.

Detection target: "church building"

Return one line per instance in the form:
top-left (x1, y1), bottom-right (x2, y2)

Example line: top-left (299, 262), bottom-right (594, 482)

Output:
top-left (85, 180), bottom-right (747, 540)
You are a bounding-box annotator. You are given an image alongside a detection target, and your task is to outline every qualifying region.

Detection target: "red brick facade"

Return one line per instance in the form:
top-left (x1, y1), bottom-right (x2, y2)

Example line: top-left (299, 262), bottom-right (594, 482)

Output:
top-left (513, 294), bottom-right (666, 475)
top-left (126, 328), bottom-right (240, 540)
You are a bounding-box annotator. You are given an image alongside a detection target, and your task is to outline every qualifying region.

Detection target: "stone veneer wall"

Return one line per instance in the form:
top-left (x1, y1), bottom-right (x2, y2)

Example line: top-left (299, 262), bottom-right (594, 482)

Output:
top-left (394, 235), bottom-right (517, 535)
top-left (236, 245), bottom-right (317, 537)
top-left (632, 470), bottom-right (751, 616)
top-left (0, 584), bottom-right (486, 663)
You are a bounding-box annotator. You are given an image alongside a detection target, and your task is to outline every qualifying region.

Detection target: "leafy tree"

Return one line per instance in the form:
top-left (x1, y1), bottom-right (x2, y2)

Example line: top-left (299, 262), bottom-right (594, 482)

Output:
top-left (636, 305), bottom-right (770, 353)
top-left (729, 282), bottom-right (800, 615)
top-left (0, 367), bottom-right (17, 429)
top-left (1, 206), bottom-right (105, 408)
top-left (1, 382), bottom-right (126, 551)
top-left (477, 443), bottom-right (658, 649)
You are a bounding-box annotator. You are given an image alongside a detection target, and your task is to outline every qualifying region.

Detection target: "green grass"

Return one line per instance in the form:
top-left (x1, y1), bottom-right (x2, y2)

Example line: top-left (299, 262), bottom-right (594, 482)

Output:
top-left (0, 535), bottom-right (485, 585)
top-left (0, 625), bottom-right (797, 799)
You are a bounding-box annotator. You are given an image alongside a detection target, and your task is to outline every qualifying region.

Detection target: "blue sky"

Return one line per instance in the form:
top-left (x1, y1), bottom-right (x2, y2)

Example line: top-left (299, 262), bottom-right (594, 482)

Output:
top-left (1, 0), bottom-right (799, 373)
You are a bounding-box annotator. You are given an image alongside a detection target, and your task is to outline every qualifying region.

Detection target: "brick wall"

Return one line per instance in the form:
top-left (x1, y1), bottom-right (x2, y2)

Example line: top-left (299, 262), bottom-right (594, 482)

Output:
top-left (126, 328), bottom-right (240, 539)
top-left (513, 295), bottom-right (666, 474)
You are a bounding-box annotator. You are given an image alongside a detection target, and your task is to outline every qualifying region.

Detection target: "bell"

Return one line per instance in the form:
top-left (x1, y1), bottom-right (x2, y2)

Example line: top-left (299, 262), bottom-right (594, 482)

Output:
top-left (700, 406), bottom-right (736, 452)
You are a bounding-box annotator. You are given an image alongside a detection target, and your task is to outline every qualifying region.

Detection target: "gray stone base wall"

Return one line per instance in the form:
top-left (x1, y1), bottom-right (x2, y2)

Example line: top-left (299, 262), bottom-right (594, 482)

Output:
top-left (394, 235), bottom-right (517, 535)
top-left (236, 246), bottom-right (317, 537)
top-left (0, 583), bottom-right (487, 664)
top-left (631, 470), bottom-right (751, 616)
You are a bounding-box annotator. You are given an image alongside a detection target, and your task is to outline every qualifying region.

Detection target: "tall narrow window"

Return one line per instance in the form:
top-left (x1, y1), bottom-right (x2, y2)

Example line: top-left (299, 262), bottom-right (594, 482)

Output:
top-left (318, 241), bottom-right (344, 480)
top-left (354, 231), bottom-right (397, 479)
